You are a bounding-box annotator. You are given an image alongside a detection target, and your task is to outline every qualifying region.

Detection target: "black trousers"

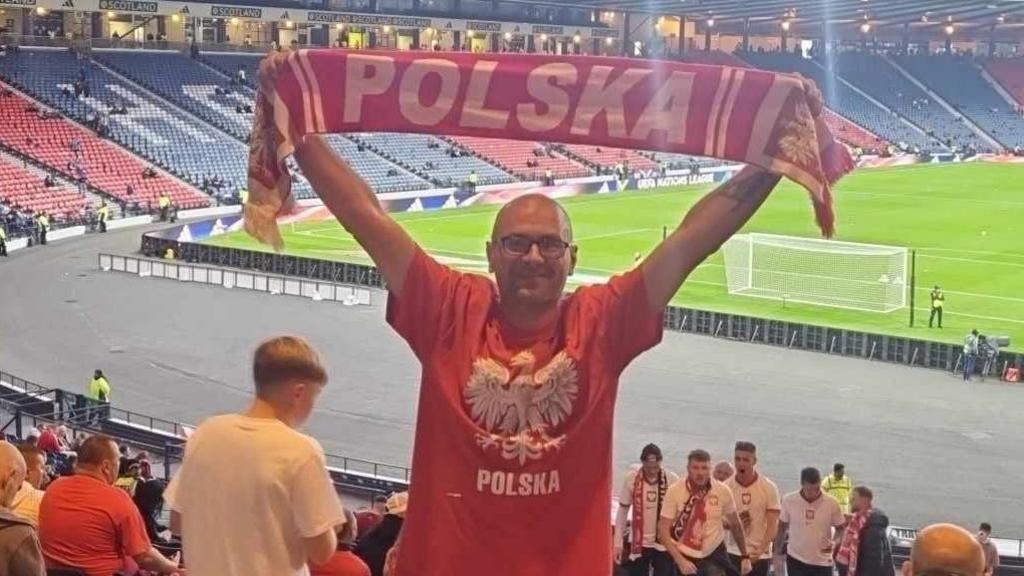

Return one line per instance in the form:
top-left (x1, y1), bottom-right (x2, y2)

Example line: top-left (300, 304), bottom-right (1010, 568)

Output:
top-left (689, 544), bottom-right (742, 576)
top-left (99, 219), bottom-right (107, 233)
top-left (786, 556), bottom-right (833, 576)
top-left (929, 307), bottom-right (943, 327)
top-left (0, 238), bottom-right (6, 256)
top-left (38, 229), bottom-right (47, 245)
top-left (729, 554), bottom-right (770, 576)
top-left (627, 547), bottom-right (677, 576)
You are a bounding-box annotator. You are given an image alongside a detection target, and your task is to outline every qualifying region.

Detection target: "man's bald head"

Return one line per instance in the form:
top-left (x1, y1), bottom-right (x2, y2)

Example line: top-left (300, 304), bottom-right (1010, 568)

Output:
top-left (486, 194), bottom-right (577, 313)
top-left (491, 194), bottom-right (572, 242)
top-left (0, 441), bottom-right (26, 508)
top-left (904, 524), bottom-right (986, 576)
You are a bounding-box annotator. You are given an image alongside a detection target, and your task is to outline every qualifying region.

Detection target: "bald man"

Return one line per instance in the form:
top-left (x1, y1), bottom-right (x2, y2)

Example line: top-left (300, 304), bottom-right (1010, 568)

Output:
top-left (283, 71), bottom-right (815, 576)
top-left (0, 441), bottom-right (46, 575)
top-left (903, 524), bottom-right (986, 576)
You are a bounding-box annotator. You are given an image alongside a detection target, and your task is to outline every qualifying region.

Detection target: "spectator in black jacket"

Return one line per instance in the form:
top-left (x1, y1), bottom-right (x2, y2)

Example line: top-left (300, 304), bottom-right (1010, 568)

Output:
top-left (836, 486), bottom-right (894, 576)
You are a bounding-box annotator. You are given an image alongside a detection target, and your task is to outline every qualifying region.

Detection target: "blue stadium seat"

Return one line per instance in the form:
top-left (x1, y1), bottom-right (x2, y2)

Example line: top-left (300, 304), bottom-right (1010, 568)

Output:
top-left (740, 51), bottom-right (943, 152)
top-left (896, 54), bottom-right (1024, 149)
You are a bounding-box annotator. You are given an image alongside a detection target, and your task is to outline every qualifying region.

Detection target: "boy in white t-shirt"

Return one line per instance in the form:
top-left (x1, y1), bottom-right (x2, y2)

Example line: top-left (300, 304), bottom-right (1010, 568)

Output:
top-left (658, 449), bottom-right (752, 576)
top-left (165, 336), bottom-right (346, 576)
top-left (725, 441), bottom-right (781, 576)
top-left (775, 467), bottom-right (847, 576)
top-left (614, 443), bottom-right (680, 576)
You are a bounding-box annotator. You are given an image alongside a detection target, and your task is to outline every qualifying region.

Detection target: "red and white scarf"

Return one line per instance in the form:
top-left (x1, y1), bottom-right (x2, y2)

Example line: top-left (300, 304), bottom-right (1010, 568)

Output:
top-left (836, 509), bottom-right (870, 575)
top-left (671, 479), bottom-right (711, 553)
top-left (247, 50), bottom-right (854, 248)
top-left (630, 469), bottom-right (668, 557)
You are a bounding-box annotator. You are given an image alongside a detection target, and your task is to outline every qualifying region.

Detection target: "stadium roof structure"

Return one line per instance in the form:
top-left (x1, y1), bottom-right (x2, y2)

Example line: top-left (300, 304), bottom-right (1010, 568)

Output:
top-left (558, 0), bottom-right (1024, 38)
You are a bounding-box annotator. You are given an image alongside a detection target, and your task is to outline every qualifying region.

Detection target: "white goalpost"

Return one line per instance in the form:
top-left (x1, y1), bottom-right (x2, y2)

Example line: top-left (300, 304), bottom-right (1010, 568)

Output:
top-left (722, 233), bottom-right (909, 313)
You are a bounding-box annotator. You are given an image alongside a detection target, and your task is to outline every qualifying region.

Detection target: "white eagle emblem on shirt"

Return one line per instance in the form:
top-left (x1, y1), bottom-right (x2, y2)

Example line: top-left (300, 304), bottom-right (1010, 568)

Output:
top-left (465, 350), bottom-right (579, 465)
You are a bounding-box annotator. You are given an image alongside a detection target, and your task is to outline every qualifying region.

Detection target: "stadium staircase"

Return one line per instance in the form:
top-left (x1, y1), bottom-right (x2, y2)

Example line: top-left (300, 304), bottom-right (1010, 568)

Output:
top-left (894, 54), bottom-right (1024, 149)
top-left (740, 51), bottom-right (941, 152)
top-left (0, 82), bottom-right (206, 211)
top-left (984, 58), bottom-right (1024, 106)
top-left (446, 136), bottom-right (590, 180)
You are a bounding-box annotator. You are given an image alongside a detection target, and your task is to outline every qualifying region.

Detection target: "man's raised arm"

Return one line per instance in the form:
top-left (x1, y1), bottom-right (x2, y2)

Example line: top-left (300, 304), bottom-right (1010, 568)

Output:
top-left (293, 135), bottom-right (417, 293)
top-left (639, 165), bottom-right (781, 312)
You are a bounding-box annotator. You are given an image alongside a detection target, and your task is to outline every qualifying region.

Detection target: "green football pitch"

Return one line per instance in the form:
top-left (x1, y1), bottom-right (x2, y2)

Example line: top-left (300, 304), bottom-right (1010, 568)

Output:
top-left (208, 163), bottom-right (1024, 350)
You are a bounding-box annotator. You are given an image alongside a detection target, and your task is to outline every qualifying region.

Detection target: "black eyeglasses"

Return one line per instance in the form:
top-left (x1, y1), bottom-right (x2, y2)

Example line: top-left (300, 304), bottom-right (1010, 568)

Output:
top-left (499, 235), bottom-right (571, 259)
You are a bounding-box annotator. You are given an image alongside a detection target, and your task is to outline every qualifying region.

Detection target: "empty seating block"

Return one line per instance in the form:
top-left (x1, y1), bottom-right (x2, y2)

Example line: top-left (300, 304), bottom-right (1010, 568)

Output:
top-left (0, 85), bottom-right (208, 209)
top-left (450, 137), bottom-right (589, 181)
top-left (562, 144), bottom-right (658, 172)
top-left (354, 133), bottom-right (515, 187)
top-left (0, 48), bottom-right (248, 200)
top-left (0, 155), bottom-right (87, 218)
top-left (741, 51), bottom-right (939, 152)
top-left (984, 58), bottom-right (1024, 106)
top-left (95, 50), bottom-right (253, 141)
top-left (324, 135), bottom-right (431, 193)
top-left (897, 55), bottom-right (1024, 149)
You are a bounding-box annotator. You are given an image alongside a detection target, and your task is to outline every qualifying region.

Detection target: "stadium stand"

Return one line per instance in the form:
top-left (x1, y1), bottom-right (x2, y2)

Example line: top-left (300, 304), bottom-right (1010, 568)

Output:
top-left (0, 83), bottom-right (209, 210)
top-left (684, 51), bottom-right (886, 151)
top-left (984, 58), bottom-right (1024, 106)
top-left (0, 48), bottom-right (244, 201)
top-left (448, 136), bottom-right (590, 180)
top-left (94, 50), bottom-right (254, 141)
top-left (831, 52), bottom-right (987, 151)
top-left (198, 52), bottom-right (262, 89)
top-left (740, 51), bottom-right (941, 151)
top-left (0, 154), bottom-right (88, 219)
top-left (352, 133), bottom-right (516, 187)
top-left (561, 144), bottom-right (659, 172)
top-left (322, 134), bottom-right (432, 193)
top-left (822, 109), bottom-right (887, 151)
top-left (896, 54), bottom-right (1024, 149)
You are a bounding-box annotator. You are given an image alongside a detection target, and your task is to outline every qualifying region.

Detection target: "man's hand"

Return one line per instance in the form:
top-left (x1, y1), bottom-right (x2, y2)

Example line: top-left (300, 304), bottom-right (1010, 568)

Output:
top-left (675, 556), bottom-right (698, 575)
top-left (741, 558), bottom-right (753, 575)
top-left (613, 543), bottom-right (624, 565)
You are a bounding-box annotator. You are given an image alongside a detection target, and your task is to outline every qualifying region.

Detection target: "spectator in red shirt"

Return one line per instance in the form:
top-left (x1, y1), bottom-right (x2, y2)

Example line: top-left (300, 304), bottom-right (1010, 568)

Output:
top-left (355, 495), bottom-right (387, 540)
top-left (289, 121), bottom-right (783, 575)
top-left (37, 435), bottom-right (182, 576)
top-left (35, 425), bottom-right (60, 456)
top-left (312, 509), bottom-right (371, 576)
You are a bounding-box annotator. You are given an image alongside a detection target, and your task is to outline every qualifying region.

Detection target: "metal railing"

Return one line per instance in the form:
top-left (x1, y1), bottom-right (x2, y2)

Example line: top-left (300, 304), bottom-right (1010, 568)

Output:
top-left (99, 253), bottom-right (374, 306)
top-left (0, 368), bottom-right (411, 489)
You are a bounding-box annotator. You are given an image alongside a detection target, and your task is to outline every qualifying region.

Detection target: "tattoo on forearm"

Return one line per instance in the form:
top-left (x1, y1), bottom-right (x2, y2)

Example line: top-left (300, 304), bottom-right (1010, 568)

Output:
top-left (721, 171), bottom-right (782, 211)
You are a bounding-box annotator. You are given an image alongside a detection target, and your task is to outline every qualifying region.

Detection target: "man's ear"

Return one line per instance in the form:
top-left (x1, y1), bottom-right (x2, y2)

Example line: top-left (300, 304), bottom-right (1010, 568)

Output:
top-left (901, 560), bottom-right (912, 576)
top-left (568, 244), bottom-right (578, 275)
top-left (486, 241), bottom-right (495, 273)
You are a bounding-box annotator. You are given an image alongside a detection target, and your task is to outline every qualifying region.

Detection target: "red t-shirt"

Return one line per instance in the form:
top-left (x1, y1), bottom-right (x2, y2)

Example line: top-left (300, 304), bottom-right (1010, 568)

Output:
top-left (311, 550), bottom-right (372, 576)
top-left (38, 474), bottom-right (152, 576)
top-left (387, 249), bottom-right (663, 576)
top-left (37, 430), bottom-right (60, 454)
top-left (354, 510), bottom-right (382, 540)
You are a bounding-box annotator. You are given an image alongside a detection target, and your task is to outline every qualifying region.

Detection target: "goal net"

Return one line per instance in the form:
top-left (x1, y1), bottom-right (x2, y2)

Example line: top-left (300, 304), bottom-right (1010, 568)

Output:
top-left (722, 233), bottom-right (909, 313)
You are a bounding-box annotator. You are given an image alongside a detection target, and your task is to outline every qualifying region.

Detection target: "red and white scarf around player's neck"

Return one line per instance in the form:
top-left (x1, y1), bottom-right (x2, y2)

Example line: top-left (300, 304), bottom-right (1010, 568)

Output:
top-left (246, 50), bottom-right (854, 249)
top-left (630, 468), bottom-right (668, 557)
top-left (671, 478), bottom-right (711, 552)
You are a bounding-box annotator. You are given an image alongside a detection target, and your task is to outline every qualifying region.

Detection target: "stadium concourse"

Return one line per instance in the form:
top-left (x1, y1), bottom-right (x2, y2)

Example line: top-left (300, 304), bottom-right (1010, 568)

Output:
top-left (1, 225), bottom-right (1023, 540)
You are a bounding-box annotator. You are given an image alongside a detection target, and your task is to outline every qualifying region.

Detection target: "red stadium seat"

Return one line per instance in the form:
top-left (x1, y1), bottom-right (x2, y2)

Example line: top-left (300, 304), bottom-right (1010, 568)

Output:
top-left (0, 84), bottom-right (211, 210)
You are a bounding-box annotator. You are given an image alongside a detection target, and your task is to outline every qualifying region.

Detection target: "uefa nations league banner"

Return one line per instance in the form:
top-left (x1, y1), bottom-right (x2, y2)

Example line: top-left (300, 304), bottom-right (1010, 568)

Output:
top-left (246, 50), bottom-right (854, 248)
